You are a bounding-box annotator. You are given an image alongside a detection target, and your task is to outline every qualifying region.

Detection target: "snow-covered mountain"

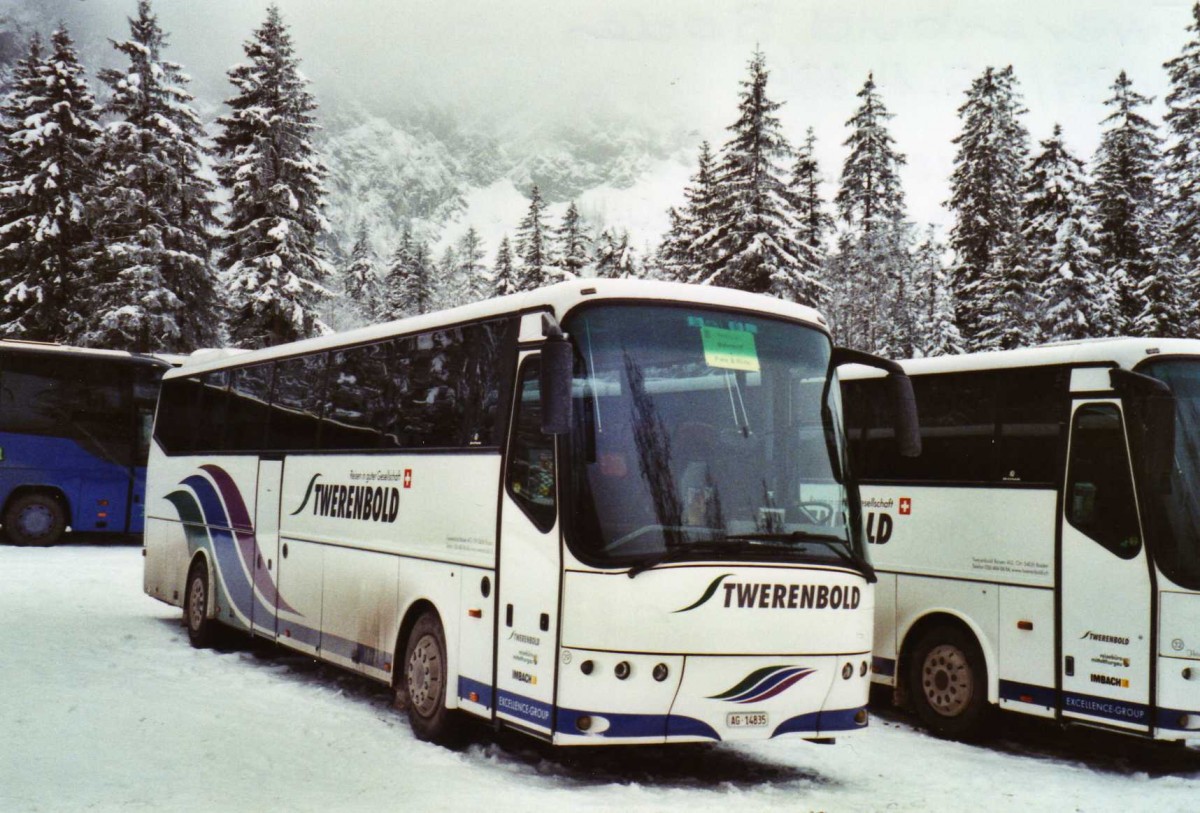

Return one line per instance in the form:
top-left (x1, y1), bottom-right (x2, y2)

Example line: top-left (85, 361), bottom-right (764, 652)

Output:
top-left (319, 102), bottom-right (695, 264)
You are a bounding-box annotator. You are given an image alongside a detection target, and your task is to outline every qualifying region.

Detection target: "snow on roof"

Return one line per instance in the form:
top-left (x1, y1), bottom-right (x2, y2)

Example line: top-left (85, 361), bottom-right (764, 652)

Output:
top-left (0, 338), bottom-right (170, 365)
top-left (165, 279), bottom-right (830, 380)
top-left (840, 336), bottom-right (1200, 380)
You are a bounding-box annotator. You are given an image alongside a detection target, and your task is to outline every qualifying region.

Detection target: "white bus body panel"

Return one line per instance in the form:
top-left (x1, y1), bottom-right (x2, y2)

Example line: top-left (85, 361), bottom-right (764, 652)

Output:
top-left (555, 562), bottom-right (872, 744)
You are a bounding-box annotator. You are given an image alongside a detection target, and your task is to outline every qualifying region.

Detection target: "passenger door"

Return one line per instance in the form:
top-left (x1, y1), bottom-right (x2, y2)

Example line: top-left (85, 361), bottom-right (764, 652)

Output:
top-left (495, 356), bottom-right (562, 736)
top-left (251, 458), bottom-right (284, 638)
top-left (1059, 401), bottom-right (1153, 733)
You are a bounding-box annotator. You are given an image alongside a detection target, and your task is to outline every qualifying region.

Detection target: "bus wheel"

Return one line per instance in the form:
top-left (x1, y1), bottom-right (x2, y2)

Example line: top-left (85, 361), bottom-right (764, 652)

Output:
top-left (908, 625), bottom-right (991, 740)
top-left (184, 564), bottom-right (218, 649)
top-left (401, 612), bottom-right (461, 745)
top-left (4, 493), bottom-right (65, 546)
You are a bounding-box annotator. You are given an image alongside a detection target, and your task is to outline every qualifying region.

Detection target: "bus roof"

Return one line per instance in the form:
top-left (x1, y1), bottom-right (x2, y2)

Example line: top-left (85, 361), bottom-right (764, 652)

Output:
top-left (840, 336), bottom-right (1200, 380)
top-left (165, 278), bottom-right (830, 379)
top-left (0, 339), bottom-right (172, 368)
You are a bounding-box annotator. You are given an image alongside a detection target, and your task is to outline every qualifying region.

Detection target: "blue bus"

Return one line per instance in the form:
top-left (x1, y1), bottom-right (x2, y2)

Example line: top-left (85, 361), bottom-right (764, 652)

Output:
top-left (0, 341), bottom-right (171, 545)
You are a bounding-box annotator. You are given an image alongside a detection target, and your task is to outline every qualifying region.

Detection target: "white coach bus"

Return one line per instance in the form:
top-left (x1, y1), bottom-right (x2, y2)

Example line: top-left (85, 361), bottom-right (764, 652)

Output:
top-left (144, 279), bottom-right (919, 747)
top-left (842, 337), bottom-right (1200, 742)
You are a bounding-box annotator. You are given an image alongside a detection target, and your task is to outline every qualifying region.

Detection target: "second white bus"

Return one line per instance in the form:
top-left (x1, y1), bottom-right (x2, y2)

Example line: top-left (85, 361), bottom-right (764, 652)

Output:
top-left (842, 338), bottom-right (1200, 742)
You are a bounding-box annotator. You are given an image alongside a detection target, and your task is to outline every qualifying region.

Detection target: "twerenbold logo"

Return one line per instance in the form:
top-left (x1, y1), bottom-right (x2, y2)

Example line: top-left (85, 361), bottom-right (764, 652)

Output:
top-left (674, 574), bottom-right (735, 613)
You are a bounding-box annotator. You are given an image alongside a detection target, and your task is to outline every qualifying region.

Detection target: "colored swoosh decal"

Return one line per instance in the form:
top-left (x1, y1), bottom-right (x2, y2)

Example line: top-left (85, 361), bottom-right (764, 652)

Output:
top-left (674, 573), bottom-right (734, 613)
top-left (708, 666), bottom-right (815, 704)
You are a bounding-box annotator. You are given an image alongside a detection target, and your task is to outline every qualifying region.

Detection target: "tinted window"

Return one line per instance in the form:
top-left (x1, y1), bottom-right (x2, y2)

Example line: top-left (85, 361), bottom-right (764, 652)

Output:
top-left (196, 371), bottom-right (230, 453)
top-left (323, 342), bottom-right (391, 450)
top-left (227, 364), bottom-right (274, 452)
top-left (1066, 404), bottom-right (1141, 559)
top-left (155, 376), bottom-right (203, 454)
top-left (1, 352), bottom-right (135, 465)
top-left (270, 354), bottom-right (326, 450)
top-left (843, 366), bottom-right (1065, 484)
top-left (508, 359), bottom-right (555, 531)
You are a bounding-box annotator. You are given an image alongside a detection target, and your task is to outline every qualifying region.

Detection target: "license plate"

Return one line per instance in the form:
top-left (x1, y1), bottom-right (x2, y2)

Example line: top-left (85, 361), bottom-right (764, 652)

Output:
top-left (726, 712), bottom-right (768, 728)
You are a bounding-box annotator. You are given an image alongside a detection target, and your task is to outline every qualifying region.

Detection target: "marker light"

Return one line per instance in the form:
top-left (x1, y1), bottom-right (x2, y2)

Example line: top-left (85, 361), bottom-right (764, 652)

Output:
top-left (854, 709), bottom-right (869, 725)
top-left (580, 660), bottom-right (594, 675)
top-left (653, 663), bottom-right (669, 682)
top-left (614, 661), bottom-right (631, 680)
top-left (577, 715), bottom-right (593, 732)
top-left (842, 663), bottom-right (854, 680)
top-left (860, 660), bottom-right (869, 677)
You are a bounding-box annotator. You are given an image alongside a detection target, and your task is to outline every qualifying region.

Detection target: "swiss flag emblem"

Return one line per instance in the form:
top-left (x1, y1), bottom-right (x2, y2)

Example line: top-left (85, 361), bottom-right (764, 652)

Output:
top-left (899, 497), bottom-right (912, 515)
top-left (403, 469), bottom-right (413, 489)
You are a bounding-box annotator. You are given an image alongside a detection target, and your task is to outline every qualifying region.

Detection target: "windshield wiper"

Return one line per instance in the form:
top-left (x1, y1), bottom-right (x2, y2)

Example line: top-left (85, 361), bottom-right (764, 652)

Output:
top-left (723, 531), bottom-right (878, 583)
top-left (626, 540), bottom-right (740, 579)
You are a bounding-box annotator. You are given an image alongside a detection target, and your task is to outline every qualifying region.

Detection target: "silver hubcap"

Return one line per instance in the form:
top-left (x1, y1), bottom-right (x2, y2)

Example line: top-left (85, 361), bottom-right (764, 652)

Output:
top-left (188, 577), bottom-right (206, 632)
top-left (18, 504), bottom-right (53, 537)
top-left (921, 644), bottom-right (973, 716)
top-left (407, 633), bottom-right (443, 717)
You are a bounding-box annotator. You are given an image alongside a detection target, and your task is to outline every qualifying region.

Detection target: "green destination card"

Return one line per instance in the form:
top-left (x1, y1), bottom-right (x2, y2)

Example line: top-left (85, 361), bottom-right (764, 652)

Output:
top-left (701, 326), bottom-right (760, 372)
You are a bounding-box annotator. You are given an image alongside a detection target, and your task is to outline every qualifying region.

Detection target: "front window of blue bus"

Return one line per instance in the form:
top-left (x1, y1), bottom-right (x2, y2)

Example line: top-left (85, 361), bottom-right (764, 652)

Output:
top-left (1138, 358), bottom-right (1200, 590)
top-left (562, 304), bottom-right (866, 577)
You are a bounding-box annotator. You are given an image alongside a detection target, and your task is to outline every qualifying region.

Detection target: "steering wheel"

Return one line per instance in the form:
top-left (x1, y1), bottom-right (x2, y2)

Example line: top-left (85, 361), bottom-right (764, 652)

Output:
top-left (798, 501), bottom-right (835, 526)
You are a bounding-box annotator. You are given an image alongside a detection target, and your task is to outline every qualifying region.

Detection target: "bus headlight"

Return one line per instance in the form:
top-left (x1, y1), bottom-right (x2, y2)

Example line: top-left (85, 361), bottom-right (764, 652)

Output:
top-left (614, 661), bottom-right (631, 680)
top-left (653, 663), bottom-right (669, 682)
top-left (842, 663), bottom-right (853, 680)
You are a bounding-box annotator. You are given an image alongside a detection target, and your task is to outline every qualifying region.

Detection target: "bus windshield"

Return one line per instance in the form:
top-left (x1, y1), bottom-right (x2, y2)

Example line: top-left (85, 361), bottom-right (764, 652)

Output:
top-left (563, 304), bottom-right (860, 572)
top-left (1139, 358), bottom-right (1200, 590)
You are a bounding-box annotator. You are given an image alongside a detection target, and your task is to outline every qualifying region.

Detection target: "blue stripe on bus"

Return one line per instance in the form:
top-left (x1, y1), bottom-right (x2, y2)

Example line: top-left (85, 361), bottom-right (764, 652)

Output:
top-left (496, 690), bottom-right (554, 728)
top-left (1155, 706), bottom-right (1200, 731)
top-left (457, 676), bottom-right (494, 710)
top-left (998, 679), bottom-right (1057, 708)
top-left (553, 707), bottom-right (721, 740)
top-left (771, 706), bottom-right (868, 737)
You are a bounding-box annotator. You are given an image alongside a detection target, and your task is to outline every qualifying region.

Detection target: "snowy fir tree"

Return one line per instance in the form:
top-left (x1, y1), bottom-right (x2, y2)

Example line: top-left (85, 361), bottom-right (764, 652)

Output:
top-left (974, 232), bottom-right (1036, 351)
top-left (215, 4), bottom-right (332, 348)
top-left (701, 50), bottom-right (815, 303)
top-left (0, 33), bottom-right (41, 177)
top-left (1022, 125), bottom-right (1103, 342)
top-left (454, 226), bottom-right (491, 304)
top-left (829, 72), bottom-right (910, 353)
top-left (381, 226), bottom-right (433, 319)
top-left (342, 221), bottom-right (382, 322)
top-left (79, 0), bottom-right (221, 352)
top-left (1162, 4), bottom-right (1200, 334)
top-left (492, 235), bottom-right (518, 297)
top-left (515, 185), bottom-right (553, 291)
top-left (910, 227), bottom-right (962, 356)
top-left (555, 202), bottom-right (591, 279)
top-left (593, 229), bottom-right (637, 279)
top-left (947, 66), bottom-right (1030, 350)
top-left (1091, 71), bottom-right (1173, 335)
top-left (0, 27), bottom-right (100, 342)
top-left (789, 127), bottom-right (833, 291)
top-left (660, 140), bottom-right (720, 282)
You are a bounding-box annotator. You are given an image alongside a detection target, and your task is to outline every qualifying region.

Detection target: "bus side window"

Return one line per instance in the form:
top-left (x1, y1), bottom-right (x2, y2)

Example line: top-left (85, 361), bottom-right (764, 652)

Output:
top-left (1066, 404), bottom-right (1141, 559)
top-left (507, 359), bottom-right (556, 532)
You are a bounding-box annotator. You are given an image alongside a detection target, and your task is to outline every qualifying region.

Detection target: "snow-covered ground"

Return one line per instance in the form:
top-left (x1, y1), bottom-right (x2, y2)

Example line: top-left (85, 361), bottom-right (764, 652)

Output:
top-left (3, 544), bottom-right (1200, 813)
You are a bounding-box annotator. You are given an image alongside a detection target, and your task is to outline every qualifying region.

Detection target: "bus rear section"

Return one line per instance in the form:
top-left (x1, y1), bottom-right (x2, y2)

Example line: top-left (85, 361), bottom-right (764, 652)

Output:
top-left (143, 280), bottom-right (899, 747)
top-left (842, 338), bottom-right (1200, 743)
top-left (0, 342), bottom-right (167, 546)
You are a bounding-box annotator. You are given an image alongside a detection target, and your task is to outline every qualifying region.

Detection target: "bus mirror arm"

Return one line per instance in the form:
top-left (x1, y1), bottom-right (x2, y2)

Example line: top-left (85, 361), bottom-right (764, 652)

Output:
top-left (540, 315), bottom-right (573, 435)
top-left (832, 347), bottom-right (922, 458)
top-left (1111, 369), bottom-right (1176, 492)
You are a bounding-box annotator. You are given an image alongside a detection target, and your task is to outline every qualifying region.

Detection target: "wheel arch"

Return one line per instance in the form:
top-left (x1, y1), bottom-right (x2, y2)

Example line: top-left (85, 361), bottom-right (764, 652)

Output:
top-left (394, 599), bottom-right (457, 706)
top-left (897, 610), bottom-right (999, 707)
top-left (186, 549), bottom-right (217, 621)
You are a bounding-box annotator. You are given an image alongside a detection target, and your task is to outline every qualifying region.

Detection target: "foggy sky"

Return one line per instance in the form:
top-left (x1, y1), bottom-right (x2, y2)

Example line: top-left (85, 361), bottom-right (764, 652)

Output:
top-left (27, 0), bottom-right (1200, 230)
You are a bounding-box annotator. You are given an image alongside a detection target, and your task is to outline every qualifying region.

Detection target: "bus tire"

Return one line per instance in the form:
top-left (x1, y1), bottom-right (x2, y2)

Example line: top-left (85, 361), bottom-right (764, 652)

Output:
top-left (908, 624), bottom-right (991, 740)
top-left (400, 612), bottom-right (461, 745)
top-left (4, 492), bottom-right (66, 547)
top-left (184, 563), bottom-right (218, 649)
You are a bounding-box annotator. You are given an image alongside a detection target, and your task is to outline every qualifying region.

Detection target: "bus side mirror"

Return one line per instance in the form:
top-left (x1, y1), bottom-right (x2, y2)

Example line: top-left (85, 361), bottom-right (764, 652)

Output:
top-left (832, 346), bottom-right (921, 459)
top-left (540, 317), bottom-right (573, 436)
top-left (1111, 369), bottom-right (1176, 492)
